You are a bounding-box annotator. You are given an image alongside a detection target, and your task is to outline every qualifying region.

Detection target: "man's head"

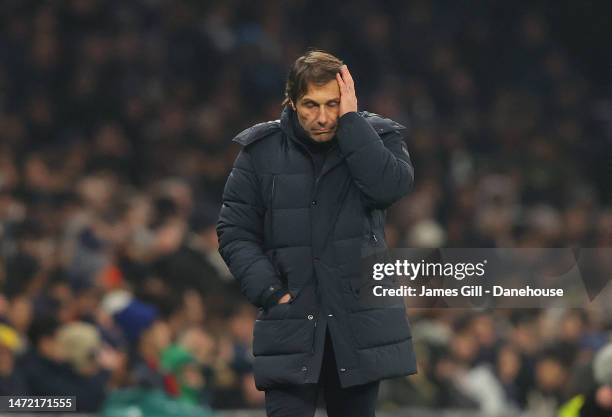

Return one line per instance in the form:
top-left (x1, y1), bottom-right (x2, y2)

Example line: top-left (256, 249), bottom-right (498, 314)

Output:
top-left (27, 316), bottom-right (62, 361)
top-left (284, 50), bottom-right (344, 142)
top-left (594, 343), bottom-right (612, 409)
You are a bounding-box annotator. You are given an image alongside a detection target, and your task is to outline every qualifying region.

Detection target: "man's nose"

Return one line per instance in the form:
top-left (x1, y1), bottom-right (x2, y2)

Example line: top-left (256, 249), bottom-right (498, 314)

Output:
top-left (317, 106), bottom-right (328, 125)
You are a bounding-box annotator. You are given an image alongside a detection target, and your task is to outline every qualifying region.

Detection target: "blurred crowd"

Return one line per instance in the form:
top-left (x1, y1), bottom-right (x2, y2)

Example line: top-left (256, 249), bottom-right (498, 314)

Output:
top-left (0, 0), bottom-right (611, 415)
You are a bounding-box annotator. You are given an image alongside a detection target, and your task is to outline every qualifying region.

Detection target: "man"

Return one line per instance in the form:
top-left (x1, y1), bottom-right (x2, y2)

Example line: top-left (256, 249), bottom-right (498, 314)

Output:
top-left (20, 317), bottom-right (108, 411)
top-left (558, 343), bottom-right (612, 417)
top-left (217, 50), bottom-right (416, 417)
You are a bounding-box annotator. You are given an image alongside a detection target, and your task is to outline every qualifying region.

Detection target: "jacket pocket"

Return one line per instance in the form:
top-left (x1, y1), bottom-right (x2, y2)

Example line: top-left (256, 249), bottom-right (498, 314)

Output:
top-left (261, 300), bottom-right (291, 320)
top-left (347, 307), bottom-right (412, 350)
top-left (365, 209), bottom-right (381, 246)
top-left (269, 249), bottom-right (287, 287)
top-left (350, 277), bottom-right (405, 309)
top-left (253, 316), bottom-right (316, 356)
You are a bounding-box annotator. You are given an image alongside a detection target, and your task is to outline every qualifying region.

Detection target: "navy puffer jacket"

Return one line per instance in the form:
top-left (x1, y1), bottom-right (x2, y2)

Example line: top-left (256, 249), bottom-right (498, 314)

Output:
top-left (217, 107), bottom-right (416, 390)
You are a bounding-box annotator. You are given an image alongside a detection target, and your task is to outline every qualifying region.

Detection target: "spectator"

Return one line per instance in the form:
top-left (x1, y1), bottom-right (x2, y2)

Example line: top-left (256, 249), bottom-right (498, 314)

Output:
top-left (111, 296), bottom-right (173, 393)
top-left (161, 344), bottom-right (208, 405)
top-left (0, 323), bottom-right (26, 395)
top-left (558, 343), bottom-right (612, 417)
top-left (19, 317), bottom-right (107, 411)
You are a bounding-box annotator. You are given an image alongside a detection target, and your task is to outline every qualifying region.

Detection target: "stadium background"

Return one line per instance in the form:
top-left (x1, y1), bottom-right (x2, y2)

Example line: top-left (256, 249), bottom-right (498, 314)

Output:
top-left (1, 0), bottom-right (611, 416)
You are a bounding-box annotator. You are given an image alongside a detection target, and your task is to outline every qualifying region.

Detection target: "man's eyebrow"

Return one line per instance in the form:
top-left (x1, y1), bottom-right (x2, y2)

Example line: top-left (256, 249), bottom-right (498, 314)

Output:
top-left (301, 98), bottom-right (340, 104)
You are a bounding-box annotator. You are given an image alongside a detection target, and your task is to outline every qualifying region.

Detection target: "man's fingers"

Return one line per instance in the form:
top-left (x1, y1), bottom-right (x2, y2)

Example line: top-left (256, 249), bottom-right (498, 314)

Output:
top-left (336, 72), bottom-right (346, 94)
top-left (341, 65), bottom-right (355, 89)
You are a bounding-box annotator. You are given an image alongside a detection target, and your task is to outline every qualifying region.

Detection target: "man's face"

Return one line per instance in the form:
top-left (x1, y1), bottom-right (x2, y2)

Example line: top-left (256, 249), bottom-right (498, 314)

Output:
top-left (293, 80), bottom-right (340, 142)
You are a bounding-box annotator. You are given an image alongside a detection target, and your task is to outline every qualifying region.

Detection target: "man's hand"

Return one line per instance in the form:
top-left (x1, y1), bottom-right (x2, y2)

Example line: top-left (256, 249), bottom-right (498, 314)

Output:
top-left (278, 293), bottom-right (291, 304)
top-left (336, 65), bottom-right (358, 117)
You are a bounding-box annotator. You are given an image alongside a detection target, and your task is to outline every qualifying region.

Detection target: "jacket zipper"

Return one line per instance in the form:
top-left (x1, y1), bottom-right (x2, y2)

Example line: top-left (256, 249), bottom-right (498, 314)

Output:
top-left (311, 316), bottom-right (317, 354)
top-left (269, 174), bottom-right (277, 243)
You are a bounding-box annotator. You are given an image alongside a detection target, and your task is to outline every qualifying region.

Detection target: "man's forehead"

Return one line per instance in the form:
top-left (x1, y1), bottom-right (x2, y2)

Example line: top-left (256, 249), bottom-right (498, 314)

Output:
top-left (300, 80), bottom-right (340, 102)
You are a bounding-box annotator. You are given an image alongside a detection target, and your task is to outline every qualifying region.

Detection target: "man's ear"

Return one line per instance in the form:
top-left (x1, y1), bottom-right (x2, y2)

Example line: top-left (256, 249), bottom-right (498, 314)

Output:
top-left (289, 100), bottom-right (296, 110)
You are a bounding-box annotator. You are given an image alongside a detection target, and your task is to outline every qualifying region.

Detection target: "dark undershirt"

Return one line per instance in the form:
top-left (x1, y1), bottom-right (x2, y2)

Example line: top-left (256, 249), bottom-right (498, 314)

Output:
top-left (291, 110), bottom-right (337, 177)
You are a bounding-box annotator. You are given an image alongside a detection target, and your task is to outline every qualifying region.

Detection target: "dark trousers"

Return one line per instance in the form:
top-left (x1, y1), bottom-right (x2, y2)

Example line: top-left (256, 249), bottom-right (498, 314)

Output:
top-left (265, 327), bottom-right (380, 417)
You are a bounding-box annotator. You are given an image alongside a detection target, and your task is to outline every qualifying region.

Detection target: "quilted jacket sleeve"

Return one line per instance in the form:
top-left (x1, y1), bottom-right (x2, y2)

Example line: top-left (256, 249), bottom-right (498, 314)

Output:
top-left (336, 112), bottom-right (414, 209)
top-left (216, 149), bottom-right (286, 309)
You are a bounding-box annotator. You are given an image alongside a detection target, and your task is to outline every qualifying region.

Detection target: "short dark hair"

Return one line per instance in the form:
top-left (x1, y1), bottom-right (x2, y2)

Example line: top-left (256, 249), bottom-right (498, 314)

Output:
top-left (283, 50), bottom-right (344, 107)
top-left (27, 316), bottom-right (60, 350)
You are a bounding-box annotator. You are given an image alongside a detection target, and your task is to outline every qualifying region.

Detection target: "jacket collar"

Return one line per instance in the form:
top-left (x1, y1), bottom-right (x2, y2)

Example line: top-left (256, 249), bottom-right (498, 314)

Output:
top-left (280, 106), bottom-right (346, 178)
